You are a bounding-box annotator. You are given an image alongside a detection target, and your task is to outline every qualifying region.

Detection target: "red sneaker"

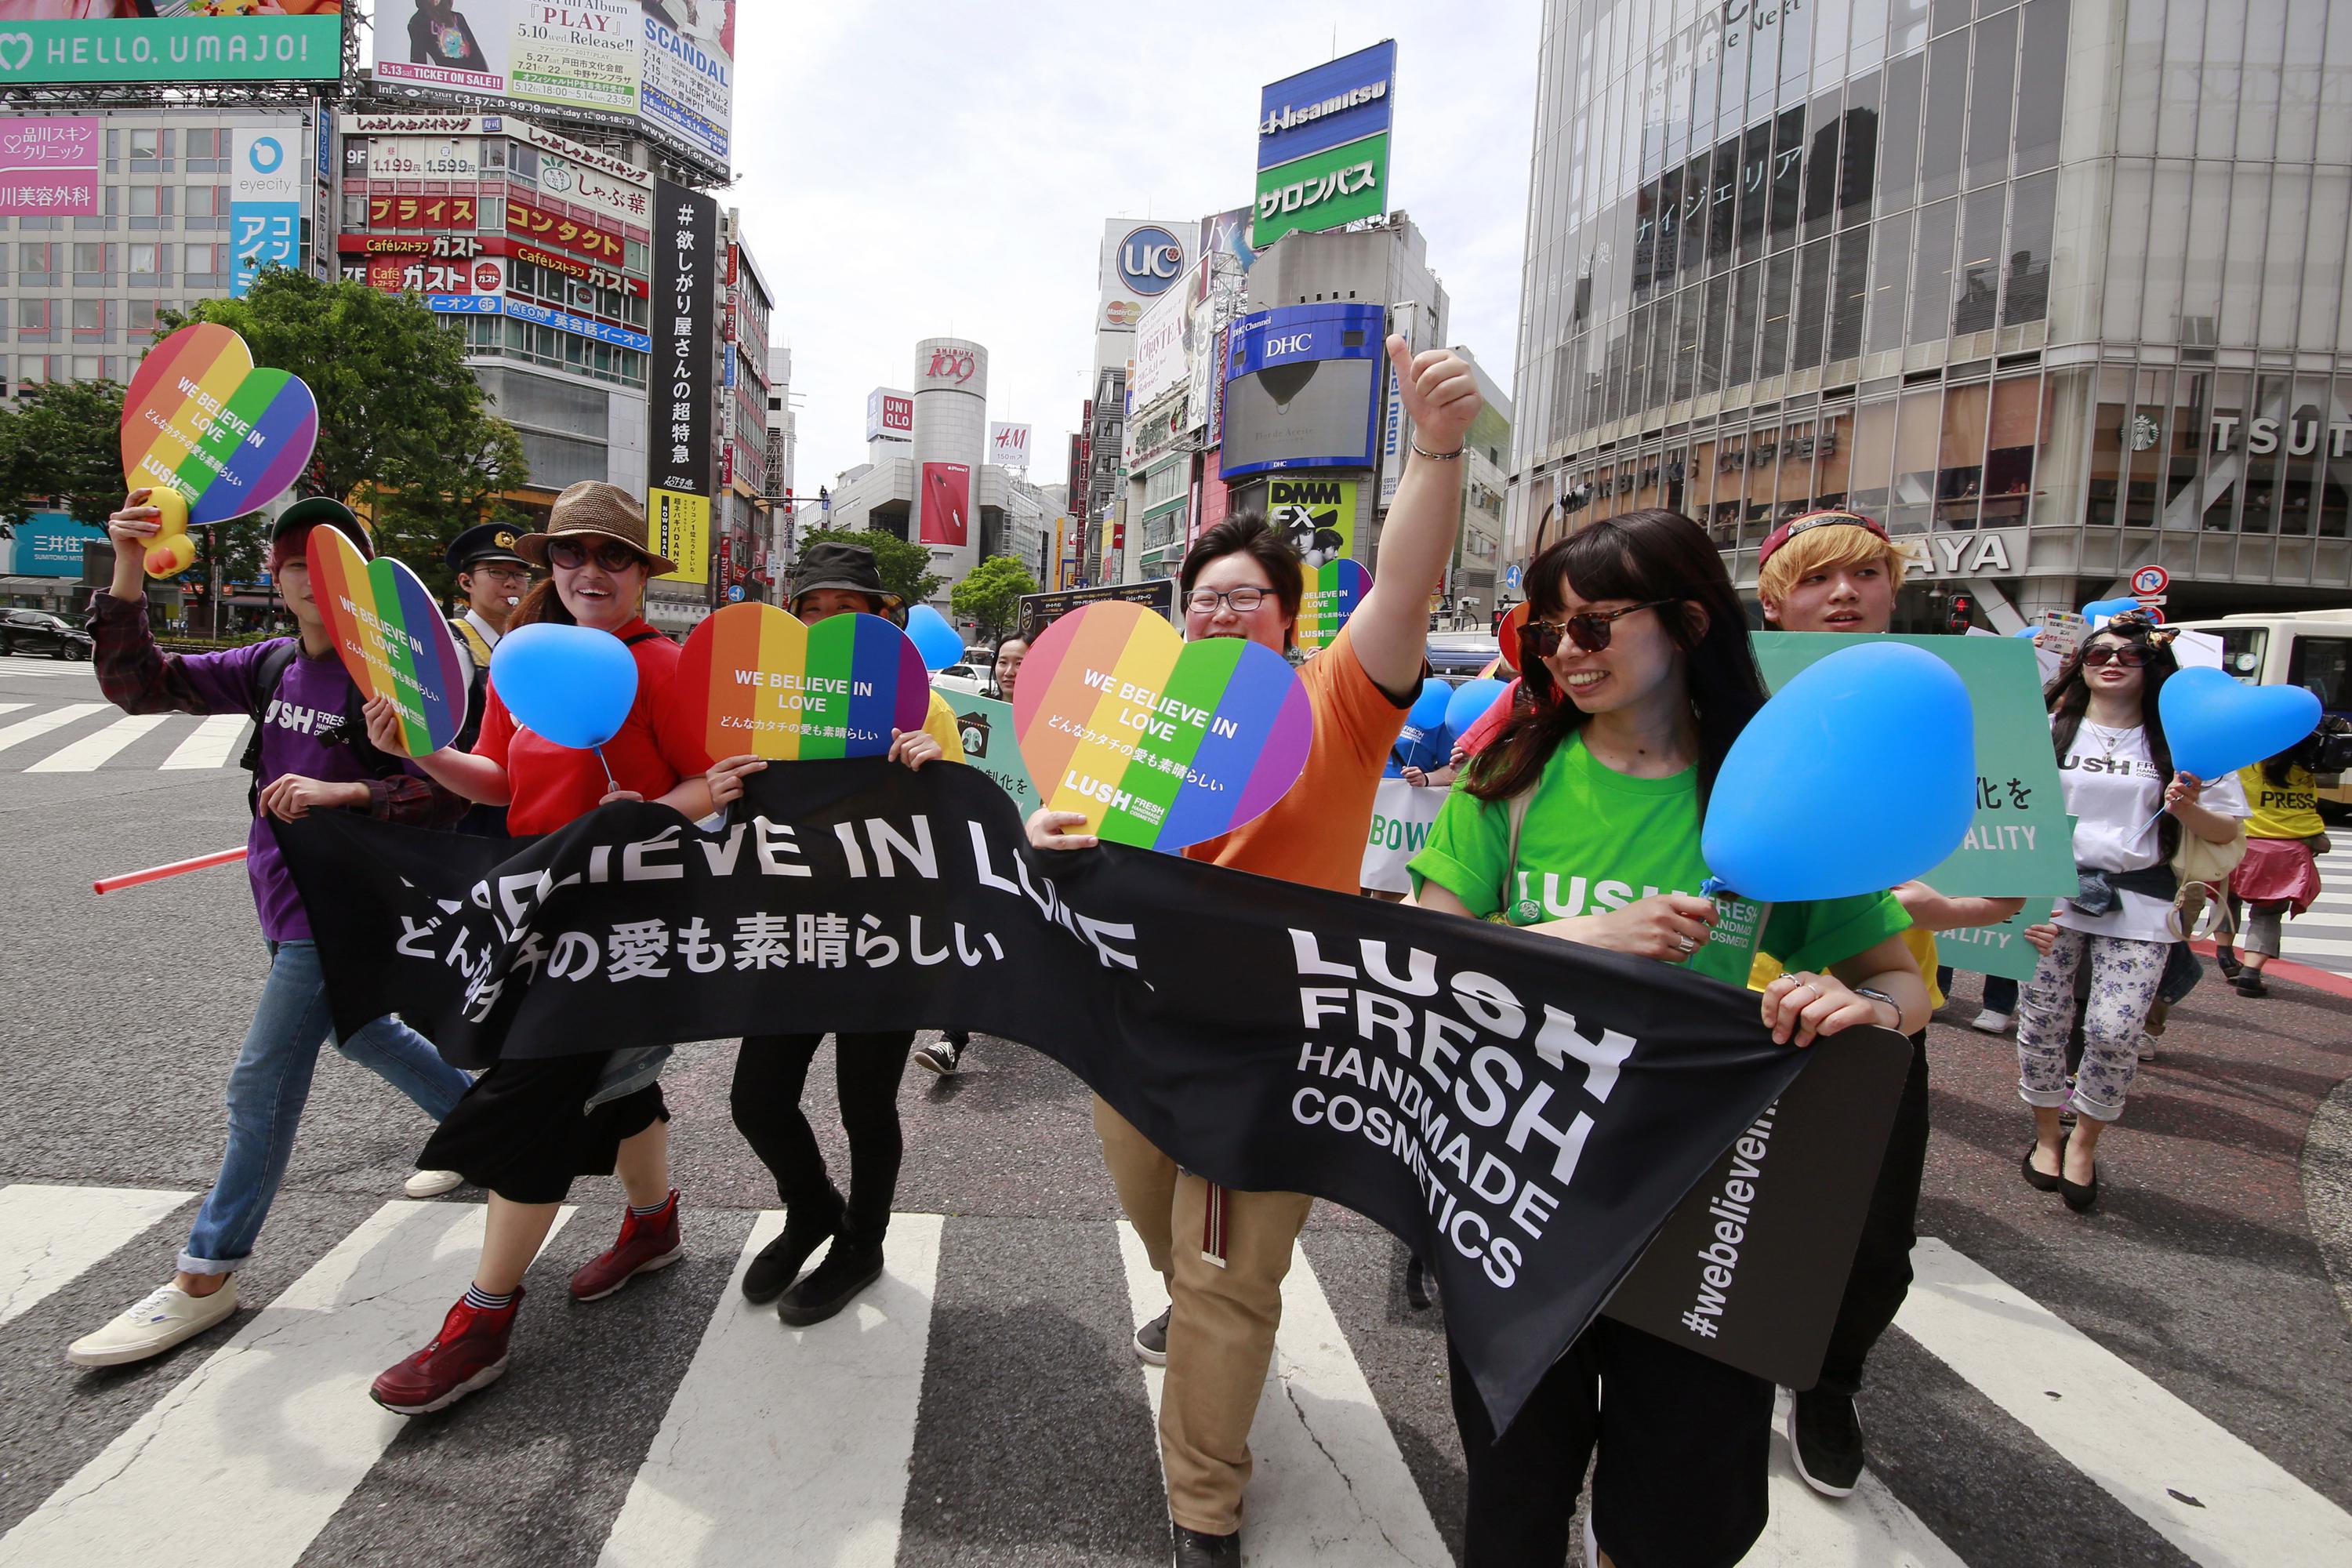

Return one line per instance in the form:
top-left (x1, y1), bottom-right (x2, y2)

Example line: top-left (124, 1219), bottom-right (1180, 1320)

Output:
top-left (569, 1191), bottom-right (683, 1301)
top-left (371, 1290), bottom-right (521, 1415)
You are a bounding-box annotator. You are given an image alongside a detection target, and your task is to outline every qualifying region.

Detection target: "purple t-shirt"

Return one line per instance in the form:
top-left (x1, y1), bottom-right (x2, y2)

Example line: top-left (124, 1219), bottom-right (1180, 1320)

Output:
top-left (172, 641), bottom-right (406, 942)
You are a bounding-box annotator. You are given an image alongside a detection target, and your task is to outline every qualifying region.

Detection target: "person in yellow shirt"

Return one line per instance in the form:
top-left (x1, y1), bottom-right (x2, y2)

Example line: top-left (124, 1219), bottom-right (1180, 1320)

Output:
top-left (2216, 727), bottom-right (2335, 996)
top-left (1752, 510), bottom-right (2027, 1500)
top-left (728, 541), bottom-right (963, 1327)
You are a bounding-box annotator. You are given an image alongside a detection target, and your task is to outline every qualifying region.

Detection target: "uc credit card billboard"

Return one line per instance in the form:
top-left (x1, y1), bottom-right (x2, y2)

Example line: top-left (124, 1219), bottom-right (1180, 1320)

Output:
top-left (1220, 303), bottom-right (1384, 478)
top-left (1253, 39), bottom-right (1395, 249)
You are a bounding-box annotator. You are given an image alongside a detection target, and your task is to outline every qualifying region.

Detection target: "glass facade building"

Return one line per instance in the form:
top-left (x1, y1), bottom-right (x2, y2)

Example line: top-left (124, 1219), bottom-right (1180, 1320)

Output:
top-left (1510, 0), bottom-right (2352, 624)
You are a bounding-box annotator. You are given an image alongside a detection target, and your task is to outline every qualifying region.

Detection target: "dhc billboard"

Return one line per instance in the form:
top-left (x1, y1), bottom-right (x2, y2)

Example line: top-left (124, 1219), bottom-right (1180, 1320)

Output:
top-left (1220, 303), bottom-right (1385, 478)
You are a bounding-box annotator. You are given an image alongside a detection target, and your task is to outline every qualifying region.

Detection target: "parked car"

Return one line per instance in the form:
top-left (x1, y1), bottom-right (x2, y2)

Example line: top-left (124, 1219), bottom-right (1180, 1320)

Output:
top-left (931, 665), bottom-right (987, 699)
top-left (0, 608), bottom-right (93, 660)
top-left (1425, 630), bottom-right (1501, 687)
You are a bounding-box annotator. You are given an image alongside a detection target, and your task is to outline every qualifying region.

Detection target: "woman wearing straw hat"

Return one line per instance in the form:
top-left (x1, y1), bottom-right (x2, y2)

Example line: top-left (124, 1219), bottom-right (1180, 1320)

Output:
top-left (359, 481), bottom-right (764, 1414)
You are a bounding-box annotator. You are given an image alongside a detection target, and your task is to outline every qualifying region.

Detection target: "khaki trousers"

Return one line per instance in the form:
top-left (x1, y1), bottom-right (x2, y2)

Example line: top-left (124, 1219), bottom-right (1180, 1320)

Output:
top-left (1094, 1096), bottom-right (1315, 1536)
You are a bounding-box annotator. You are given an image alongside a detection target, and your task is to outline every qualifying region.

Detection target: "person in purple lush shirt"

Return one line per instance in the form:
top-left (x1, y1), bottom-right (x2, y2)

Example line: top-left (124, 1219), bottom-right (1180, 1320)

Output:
top-left (63, 491), bottom-right (476, 1372)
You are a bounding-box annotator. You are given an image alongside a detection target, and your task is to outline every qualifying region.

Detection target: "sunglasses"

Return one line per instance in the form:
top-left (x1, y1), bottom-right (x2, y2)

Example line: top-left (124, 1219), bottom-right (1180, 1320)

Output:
top-left (1523, 597), bottom-right (1685, 656)
top-left (2080, 644), bottom-right (2150, 669)
top-left (547, 537), bottom-right (646, 572)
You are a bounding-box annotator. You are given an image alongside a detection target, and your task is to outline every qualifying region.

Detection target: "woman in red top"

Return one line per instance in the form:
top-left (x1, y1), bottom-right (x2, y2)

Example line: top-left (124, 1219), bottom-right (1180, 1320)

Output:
top-left (358, 481), bottom-right (761, 1416)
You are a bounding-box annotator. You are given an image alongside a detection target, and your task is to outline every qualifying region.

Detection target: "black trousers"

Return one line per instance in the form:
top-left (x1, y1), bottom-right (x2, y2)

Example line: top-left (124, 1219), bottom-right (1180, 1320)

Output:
top-left (731, 1032), bottom-right (914, 1244)
top-left (1450, 1321), bottom-right (1771, 1567)
top-left (1813, 1028), bottom-right (1931, 1399)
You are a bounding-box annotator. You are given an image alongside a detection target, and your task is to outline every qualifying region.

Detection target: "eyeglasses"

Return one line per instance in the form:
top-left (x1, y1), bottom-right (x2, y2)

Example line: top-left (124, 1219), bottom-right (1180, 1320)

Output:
top-left (547, 537), bottom-right (645, 572)
top-left (1185, 586), bottom-right (1270, 615)
top-left (2080, 644), bottom-right (2150, 669)
top-left (1523, 597), bottom-right (1685, 656)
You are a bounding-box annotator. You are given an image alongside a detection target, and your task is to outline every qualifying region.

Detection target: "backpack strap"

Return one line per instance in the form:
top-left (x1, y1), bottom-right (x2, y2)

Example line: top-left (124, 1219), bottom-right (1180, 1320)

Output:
top-left (238, 640), bottom-right (411, 816)
top-left (621, 630), bottom-right (661, 647)
top-left (1499, 786), bottom-right (1537, 917)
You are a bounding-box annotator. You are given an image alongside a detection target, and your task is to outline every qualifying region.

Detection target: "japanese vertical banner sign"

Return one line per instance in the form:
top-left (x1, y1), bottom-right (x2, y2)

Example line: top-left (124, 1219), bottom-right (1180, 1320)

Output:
top-left (671, 602), bottom-right (928, 760)
top-left (278, 758), bottom-right (1910, 1428)
top-left (307, 524), bottom-right (470, 755)
top-left (650, 177), bottom-right (718, 586)
top-left (230, 127), bottom-right (303, 299)
top-left (1012, 600), bottom-right (1314, 851)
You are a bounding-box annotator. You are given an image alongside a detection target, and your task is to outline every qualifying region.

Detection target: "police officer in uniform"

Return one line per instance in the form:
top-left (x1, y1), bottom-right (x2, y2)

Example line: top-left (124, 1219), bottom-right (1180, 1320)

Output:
top-left (445, 523), bottom-right (533, 835)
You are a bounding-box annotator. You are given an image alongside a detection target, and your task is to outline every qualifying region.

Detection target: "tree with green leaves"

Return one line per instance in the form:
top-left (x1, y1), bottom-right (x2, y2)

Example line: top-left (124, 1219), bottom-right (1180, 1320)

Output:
top-left (0, 378), bottom-right (128, 535)
top-left (160, 270), bottom-right (531, 601)
top-left (949, 554), bottom-right (1040, 641)
top-left (792, 524), bottom-right (946, 609)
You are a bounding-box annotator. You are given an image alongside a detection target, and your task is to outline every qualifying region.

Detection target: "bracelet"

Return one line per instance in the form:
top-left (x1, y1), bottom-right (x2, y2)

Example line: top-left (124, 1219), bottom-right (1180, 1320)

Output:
top-left (1851, 985), bottom-right (1901, 1026)
top-left (1410, 439), bottom-right (1464, 461)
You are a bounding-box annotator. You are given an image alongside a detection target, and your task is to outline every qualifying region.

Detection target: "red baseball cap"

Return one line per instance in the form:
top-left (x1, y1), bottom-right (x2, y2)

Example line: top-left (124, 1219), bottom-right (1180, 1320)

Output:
top-left (1755, 509), bottom-right (1891, 570)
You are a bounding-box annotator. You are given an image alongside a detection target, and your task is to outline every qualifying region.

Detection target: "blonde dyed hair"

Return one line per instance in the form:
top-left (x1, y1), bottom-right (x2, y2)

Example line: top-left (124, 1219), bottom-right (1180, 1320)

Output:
top-left (1758, 520), bottom-right (1907, 614)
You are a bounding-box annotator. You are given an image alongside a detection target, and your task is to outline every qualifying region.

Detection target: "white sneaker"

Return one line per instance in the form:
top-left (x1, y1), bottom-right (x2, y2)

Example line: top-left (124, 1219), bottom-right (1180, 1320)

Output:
top-left (1969, 1009), bottom-right (2013, 1034)
top-left (404, 1169), bottom-right (465, 1199)
top-left (67, 1279), bottom-right (238, 1367)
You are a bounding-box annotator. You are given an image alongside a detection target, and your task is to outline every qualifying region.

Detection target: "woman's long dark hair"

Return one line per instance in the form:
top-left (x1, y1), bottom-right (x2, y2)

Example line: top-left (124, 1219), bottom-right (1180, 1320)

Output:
top-left (509, 578), bottom-right (575, 629)
top-left (1465, 509), bottom-right (1766, 808)
top-left (2047, 615), bottom-right (2181, 858)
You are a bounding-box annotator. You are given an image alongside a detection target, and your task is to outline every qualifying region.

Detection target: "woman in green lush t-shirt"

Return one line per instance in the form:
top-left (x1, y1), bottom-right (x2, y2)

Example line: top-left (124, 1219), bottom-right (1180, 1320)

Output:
top-left (1409, 509), bottom-right (1926, 1568)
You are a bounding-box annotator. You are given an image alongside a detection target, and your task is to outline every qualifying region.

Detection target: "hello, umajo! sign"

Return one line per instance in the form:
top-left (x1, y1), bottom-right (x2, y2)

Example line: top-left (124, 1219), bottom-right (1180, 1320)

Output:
top-left (1014, 600), bottom-right (1314, 850)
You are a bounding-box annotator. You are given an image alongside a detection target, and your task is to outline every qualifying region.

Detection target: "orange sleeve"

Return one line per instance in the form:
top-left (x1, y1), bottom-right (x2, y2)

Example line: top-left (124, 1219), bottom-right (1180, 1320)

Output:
top-left (1313, 622), bottom-right (1414, 771)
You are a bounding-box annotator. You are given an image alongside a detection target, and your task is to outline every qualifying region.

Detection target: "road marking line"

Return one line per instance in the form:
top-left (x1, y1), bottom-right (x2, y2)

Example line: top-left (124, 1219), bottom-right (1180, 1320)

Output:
top-left (1898, 1237), bottom-right (2352, 1566)
top-left (0, 1184), bottom-right (194, 1330)
top-left (0, 1200), bottom-right (572, 1568)
top-left (1114, 1221), bottom-right (1450, 1567)
top-left (595, 1212), bottom-right (943, 1568)
top-left (24, 712), bottom-right (169, 772)
top-left (0, 704), bottom-right (24, 717)
top-left (1754, 1387), bottom-right (1968, 1566)
top-left (0, 702), bottom-right (105, 757)
top-left (2276, 935), bottom-right (2352, 959)
top-left (159, 713), bottom-right (250, 771)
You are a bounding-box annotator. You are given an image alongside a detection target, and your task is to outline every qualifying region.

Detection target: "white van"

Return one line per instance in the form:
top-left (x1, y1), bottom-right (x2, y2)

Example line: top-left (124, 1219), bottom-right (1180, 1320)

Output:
top-left (2165, 608), bottom-right (2352, 813)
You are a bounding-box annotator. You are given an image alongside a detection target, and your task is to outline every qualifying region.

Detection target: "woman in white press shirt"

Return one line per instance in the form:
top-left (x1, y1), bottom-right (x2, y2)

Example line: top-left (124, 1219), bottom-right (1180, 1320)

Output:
top-left (2018, 613), bottom-right (2246, 1211)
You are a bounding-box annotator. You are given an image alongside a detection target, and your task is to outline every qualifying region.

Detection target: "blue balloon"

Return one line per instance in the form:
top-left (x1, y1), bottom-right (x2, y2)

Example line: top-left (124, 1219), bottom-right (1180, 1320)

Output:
top-left (2158, 666), bottom-right (2321, 781)
top-left (489, 623), bottom-right (640, 750)
top-left (2011, 625), bottom-right (2040, 637)
top-left (1703, 643), bottom-right (1976, 902)
top-left (2082, 597), bottom-right (2146, 626)
top-left (904, 604), bottom-right (966, 672)
top-left (1409, 677), bottom-right (1453, 731)
top-left (1446, 677), bottom-right (1511, 737)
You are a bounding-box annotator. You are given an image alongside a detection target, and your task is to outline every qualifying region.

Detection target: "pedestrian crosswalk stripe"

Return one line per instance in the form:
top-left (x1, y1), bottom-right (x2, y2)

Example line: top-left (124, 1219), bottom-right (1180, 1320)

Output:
top-left (24, 711), bottom-right (170, 772)
top-left (1758, 1388), bottom-right (1969, 1566)
top-left (0, 704), bottom-right (24, 719)
top-left (1114, 1221), bottom-right (1452, 1566)
top-left (160, 713), bottom-right (251, 771)
top-left (0, 1184), bottom-right (194, 1330)
top-left (595, 1213), bottom-right (945, 1567)
top-left (0, 702), bottom-right (106, 757)
top-left (0, 1200), bottom-right (575, 1568)
top-left (0, 662), bottom-right (74, 676)
top-left (1896, 1237), bottom-right (2352, 1566)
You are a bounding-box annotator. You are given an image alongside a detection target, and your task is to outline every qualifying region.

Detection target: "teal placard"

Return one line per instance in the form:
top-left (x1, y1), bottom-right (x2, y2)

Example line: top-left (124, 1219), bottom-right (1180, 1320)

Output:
top-left (0, 18), bottom-right (346, 86)
top-left (1933, 906), bottom-right (2045, 983)
top-left (948, 695), bottom-right (1040, 818)
top-left (1752, 633), bottom-right (2077, 898)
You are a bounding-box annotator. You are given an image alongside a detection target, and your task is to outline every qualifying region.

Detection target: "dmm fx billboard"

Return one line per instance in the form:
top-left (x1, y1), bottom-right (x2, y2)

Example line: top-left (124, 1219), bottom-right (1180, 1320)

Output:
top-left (1098, 219), bottom-right (1189, 332)
top-left (0, 5), bottom-right (344, 86)
top-left (230, 126), bottom-right (303, 299)
top-left (1267, 477), bottom-right (1358, 567)
top-left (650, 177), bottom-right (719, 586)
top-left (1254, 39), bottom-right (1395, 249)
top-left (1221, 303), bottom-right (1384, 478)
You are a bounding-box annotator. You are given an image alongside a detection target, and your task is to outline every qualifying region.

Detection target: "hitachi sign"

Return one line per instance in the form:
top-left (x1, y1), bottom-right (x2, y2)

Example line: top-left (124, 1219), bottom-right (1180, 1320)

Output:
top-left (1260, 79), bottom-right (1387, 136)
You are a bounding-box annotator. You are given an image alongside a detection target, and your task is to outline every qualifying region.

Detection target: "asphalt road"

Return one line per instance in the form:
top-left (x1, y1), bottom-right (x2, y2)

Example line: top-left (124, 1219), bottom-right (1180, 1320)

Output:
top-left (2, 652), bottom-right (2349, 1566)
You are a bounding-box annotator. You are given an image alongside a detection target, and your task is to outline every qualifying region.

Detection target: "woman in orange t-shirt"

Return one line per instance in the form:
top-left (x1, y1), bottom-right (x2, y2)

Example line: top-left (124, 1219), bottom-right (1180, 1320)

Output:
top-left (358, 481), bottom-right (760, 1417)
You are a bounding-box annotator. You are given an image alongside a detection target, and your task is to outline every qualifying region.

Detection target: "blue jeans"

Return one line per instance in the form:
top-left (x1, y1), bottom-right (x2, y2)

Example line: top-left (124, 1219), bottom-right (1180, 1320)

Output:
top-left (180, 941), bottom-right (473, 1274)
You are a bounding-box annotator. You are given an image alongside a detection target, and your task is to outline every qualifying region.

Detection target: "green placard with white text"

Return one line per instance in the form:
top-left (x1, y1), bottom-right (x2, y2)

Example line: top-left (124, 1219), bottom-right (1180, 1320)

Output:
top-left (1752, 633), bottom-right (2076, 898)
top-left (949, 695), bottom-right (1040, 818)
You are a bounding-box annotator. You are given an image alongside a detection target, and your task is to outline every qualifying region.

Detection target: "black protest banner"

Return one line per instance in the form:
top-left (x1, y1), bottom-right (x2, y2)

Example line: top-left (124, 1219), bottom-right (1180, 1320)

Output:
top-left (278, 759), bottom-right (1907, 1428)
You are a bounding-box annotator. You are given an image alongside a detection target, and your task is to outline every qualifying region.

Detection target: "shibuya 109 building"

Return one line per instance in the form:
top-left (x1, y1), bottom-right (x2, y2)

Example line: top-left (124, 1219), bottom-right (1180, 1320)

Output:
top-left (1508, 0), bottom-right (2352, 626)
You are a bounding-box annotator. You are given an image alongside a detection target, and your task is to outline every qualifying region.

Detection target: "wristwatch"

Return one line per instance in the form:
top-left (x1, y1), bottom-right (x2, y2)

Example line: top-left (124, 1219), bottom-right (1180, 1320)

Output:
top-left (1850, 986), bottom-right (1902, 1028)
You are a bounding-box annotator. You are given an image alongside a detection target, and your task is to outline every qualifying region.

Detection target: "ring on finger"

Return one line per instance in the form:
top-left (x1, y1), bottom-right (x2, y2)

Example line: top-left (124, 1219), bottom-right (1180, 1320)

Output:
top-left (1674, 933), bottom-right (1697, 953)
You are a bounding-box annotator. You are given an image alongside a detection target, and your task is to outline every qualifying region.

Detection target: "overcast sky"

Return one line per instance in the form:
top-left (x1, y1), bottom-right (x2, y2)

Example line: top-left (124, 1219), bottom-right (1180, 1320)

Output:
top-left (728, 1), bottom-right (1542, 500)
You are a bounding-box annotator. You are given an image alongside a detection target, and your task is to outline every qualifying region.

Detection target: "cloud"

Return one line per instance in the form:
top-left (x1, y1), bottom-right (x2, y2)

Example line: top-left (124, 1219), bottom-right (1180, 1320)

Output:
top-left (728, 1), bottom-right (1539, 504)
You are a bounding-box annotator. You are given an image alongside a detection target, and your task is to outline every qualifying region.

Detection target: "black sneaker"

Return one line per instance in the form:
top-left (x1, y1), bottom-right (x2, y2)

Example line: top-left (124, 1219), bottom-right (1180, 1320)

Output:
top-left (1788, 1388), bottom-right (1865, 1498)
top-left (2234, 972), bottom-right (2269, 999)
top-left (2214, 946), bottom-right (2244, 981)
top-left (1171, 1525), bottom-right (1240, 1566)
top-left (913, 1034), bottom-right (965, 1075)
top-left (777, 1240), bottom-right (885, 1327)
top-left (1134, 1304), bottom-right (1171, 1365)
top-left (742, 1188), bottom-right (844, 1305)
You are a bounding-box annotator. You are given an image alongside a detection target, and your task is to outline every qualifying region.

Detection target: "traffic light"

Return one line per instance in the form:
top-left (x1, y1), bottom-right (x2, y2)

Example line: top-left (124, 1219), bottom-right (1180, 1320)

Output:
top-left (1945, 593), bottom-right (1974, 633)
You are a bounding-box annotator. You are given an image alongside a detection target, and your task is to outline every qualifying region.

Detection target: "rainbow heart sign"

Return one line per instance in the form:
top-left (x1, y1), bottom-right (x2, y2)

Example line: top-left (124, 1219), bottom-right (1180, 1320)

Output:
top-left (121, 323), bottom-right (320, 527)
top-left (1296, 557), bottom-right (1371, 654)
top-left (673, 602), bottom-right (931, 762)
top-left (1013, 600), bottom-right (1315, 851)
top-left (307, 523), bottom-right (469, 757)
